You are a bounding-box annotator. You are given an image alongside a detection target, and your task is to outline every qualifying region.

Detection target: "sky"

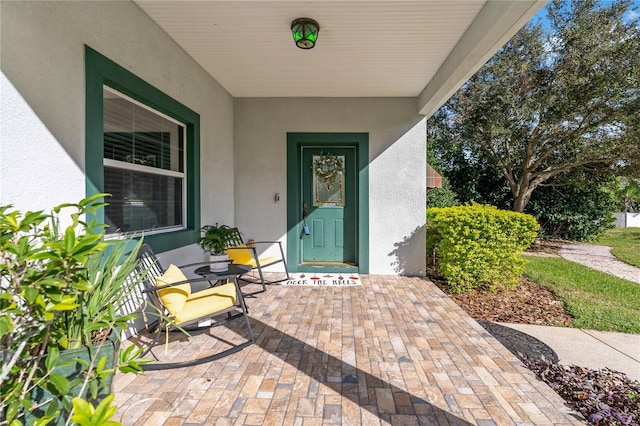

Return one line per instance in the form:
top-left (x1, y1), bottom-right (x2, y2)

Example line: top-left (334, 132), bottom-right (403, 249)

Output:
top-left (530, 0), bottom-right (640, 30)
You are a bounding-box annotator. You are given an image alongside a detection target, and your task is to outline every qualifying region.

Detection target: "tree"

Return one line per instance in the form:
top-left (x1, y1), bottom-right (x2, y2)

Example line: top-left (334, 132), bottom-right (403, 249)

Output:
top-left (427, 111), bottom-right (513, 208)
top-left (426, 177), bottom-right (459, 208)
top-left (613, 177), bottom-right (640, 213)
top-left (429, 0), bottom-right (640, 212)
top-left (527, 173), bottom-right (617, 240)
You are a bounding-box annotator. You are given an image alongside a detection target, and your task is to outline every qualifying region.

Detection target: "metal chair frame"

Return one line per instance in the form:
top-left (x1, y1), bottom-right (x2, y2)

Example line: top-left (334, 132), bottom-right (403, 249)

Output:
top-left (134, 244), bottom-right (254, 370)
top-left (224, 228), bottom-right (291, 294)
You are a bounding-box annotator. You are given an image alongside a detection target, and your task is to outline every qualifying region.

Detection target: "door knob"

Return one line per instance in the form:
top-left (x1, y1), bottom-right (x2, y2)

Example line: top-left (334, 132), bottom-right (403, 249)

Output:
top-left (302, 203), bottom-right (310, 235)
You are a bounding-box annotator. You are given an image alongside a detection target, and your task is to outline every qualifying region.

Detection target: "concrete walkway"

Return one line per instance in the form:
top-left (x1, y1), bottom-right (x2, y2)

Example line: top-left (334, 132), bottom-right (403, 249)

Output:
top-left (559, 243), bottom-right (640, 283)
top-left (501, 323), bottom-right (640, 381)
top-left (502, 243), bottom-right (640, 381)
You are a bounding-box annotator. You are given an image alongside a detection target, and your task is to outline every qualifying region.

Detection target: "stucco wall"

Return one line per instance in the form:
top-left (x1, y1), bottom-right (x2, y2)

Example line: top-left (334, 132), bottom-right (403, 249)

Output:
top-left (0, 1), bottom-right (234, 263)
top-left (234, 98), bottom-right (426, 276)
top-left (1, 2), bottom-right (427, 275)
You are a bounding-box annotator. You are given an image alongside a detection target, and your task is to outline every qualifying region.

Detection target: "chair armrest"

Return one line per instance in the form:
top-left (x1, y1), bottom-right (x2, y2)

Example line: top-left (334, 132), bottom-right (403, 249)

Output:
top-left (245, 241), bottom-right (286, 264)
top-left (141, 275), bottom-right (225, 294)
top-left (223, 246), bottom-right (256, 251)
top-left (223, 246), bottom-right (258, 255)
top-left (178, 259), bottom-right (233, 269)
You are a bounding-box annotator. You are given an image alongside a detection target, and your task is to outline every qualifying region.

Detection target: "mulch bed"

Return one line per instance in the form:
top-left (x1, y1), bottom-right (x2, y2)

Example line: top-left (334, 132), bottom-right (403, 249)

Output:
top-left (426, 239), bottom-right (573, 326)
top-left (426, 266), bottom-right (573, 326)
top-left (526, 238), bottom-right (569, 255)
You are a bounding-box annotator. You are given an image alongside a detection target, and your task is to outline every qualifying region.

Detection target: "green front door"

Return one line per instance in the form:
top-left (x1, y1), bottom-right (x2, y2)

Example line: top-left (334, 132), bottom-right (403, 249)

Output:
top-left (287, 133), bottom-right (369, 274)
top-left (301, 147), bottom-right (356, 265)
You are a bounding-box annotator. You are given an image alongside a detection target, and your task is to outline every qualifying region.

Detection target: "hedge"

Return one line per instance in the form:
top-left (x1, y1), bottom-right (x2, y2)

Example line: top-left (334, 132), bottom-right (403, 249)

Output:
top-left (427, 204), bottom-right (539, 293)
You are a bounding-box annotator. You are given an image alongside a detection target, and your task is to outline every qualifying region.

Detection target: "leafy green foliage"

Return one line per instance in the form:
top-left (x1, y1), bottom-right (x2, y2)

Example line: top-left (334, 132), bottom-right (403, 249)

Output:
top-left (526, 179), bottom-right (617, 241)
top-left (0, 196), bottom-right (149, 425)
top-left (61, 239), bottom-right (143, 350)
top-left (427, 204), bottom-right (539, 292)
top-left (71, 395), bottom-right (119, 426)
top-left (426, 187), bottom-right (459, 208)
top-left (426, 176), bottom-right (459, 208)
top-left (427, 122), bottom-right (512, 209)
top-left (198, 223), bottom-right (236, 254)
top-left (610, 177), bottom-right (640, 213)
top-left (428, 0), bottom-right (640, 213)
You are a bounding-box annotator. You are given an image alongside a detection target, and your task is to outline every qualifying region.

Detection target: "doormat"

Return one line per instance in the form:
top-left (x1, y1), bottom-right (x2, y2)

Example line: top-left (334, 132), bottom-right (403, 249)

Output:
top-left (282, 273), bottom-right (361, 286)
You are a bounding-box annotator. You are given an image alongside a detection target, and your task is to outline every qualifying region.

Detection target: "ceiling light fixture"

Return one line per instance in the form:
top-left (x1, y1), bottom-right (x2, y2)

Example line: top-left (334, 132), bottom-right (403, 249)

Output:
top-left (291, 18), bottom-right (320, 49)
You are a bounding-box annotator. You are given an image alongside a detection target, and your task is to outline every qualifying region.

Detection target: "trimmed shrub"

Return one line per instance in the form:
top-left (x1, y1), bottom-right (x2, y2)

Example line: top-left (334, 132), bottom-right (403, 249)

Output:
top-left (427, 204), bottom-right (539, 293)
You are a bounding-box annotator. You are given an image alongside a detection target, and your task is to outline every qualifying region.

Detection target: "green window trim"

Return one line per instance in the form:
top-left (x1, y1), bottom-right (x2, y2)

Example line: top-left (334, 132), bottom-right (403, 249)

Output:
top-left (85, 46), bottom-right (201, 252)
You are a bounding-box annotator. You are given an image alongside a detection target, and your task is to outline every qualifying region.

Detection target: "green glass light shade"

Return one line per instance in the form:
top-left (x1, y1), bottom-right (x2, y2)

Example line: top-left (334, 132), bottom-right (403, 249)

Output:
top-left (291, 18), bottom-right (320, 49)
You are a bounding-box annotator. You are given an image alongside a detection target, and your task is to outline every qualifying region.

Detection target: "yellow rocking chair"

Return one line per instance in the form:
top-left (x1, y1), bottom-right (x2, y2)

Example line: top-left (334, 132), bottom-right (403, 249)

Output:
top-left (134, 244), bottom-right (254, 370)
top-left (223, 228), bottom-right (290, 294)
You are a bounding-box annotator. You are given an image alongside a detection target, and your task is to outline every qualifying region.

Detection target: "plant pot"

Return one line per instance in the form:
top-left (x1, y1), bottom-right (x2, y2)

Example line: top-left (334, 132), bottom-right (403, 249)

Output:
top-left (27, 329), bottom-right (120, 424)
top-left (210, 253), bottom-right (229, 272)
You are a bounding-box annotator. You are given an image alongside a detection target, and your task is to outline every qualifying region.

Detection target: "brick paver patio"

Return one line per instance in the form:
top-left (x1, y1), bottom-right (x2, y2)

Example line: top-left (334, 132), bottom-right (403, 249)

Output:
top-left (113, 275), bottom-right (583, 425)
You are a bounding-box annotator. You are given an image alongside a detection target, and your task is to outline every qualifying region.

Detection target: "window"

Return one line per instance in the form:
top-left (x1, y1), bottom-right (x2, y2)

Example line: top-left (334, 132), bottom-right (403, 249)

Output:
top-left (85, 46), bottom-right (201, 252)
top-left (103, 87), bottom-right (186, 236)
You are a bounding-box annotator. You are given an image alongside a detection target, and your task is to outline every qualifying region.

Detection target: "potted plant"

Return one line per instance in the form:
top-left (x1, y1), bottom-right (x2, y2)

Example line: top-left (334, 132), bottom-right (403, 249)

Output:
top-left (198, 223), bottom-right (235, 272)
top-left (0, 194), bottom-right (149, 425)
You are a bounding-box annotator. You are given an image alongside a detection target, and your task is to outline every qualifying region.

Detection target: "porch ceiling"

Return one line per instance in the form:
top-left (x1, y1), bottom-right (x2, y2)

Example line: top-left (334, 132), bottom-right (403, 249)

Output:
top-left (133, 0), bottom-right (545, 116)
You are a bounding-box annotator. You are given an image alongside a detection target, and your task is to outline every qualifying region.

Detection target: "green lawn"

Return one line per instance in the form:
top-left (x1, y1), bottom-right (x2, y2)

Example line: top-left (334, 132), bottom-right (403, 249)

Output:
top-left (523, 256), bottom-right (640, 334)
top-left (594, 227), bottom-right (640, 267)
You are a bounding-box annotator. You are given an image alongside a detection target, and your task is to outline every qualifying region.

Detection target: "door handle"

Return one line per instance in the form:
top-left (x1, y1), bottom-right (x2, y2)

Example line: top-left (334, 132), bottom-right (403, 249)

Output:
top-left (302, 203), bottom-right (310, 236)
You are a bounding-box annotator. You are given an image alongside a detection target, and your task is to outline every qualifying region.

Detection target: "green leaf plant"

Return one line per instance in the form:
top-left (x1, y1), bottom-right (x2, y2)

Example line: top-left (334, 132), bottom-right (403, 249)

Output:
top-left (198, 223), bottom-right (236, 255)
top-left (427, 203), bottom-right (539, 293)
top-left (0, 195), bottom-right (150, 425)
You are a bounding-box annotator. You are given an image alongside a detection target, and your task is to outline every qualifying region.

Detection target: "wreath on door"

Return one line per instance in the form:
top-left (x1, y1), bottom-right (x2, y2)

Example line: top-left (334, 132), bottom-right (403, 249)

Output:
top-left (312, 152), bottom-right (344, 189)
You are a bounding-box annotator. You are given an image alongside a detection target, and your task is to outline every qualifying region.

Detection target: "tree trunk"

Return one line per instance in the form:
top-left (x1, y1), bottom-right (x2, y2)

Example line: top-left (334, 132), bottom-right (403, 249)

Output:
top-left (512, 185), bottom-right (534, 212)
top-left (512, 195), bottom-right (528, 212)
top-left (509, 167), bottom-right (538, 212)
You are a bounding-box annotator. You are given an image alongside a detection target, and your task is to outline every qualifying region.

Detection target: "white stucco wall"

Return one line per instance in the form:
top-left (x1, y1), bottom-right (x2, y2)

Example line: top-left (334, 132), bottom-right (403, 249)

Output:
top-left (1, 2), bottom-right (427, 276)
top-left (0, 1), bottom-right (234, 257)
top-left (234, 98), bottom-right (427, 276)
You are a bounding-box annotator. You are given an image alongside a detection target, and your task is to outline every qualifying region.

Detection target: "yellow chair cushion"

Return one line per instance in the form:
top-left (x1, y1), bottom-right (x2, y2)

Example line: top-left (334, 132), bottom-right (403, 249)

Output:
top-left (173, 282), bottom-right (238, 324)
top-left (156, 264), bottom-right (191, 316)
top-left (225, 245), bottom-right (281, 270)
top-left (246, 256), bottom-right (280, 269)
top-left (225, 244), bottom-right (254, 266)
